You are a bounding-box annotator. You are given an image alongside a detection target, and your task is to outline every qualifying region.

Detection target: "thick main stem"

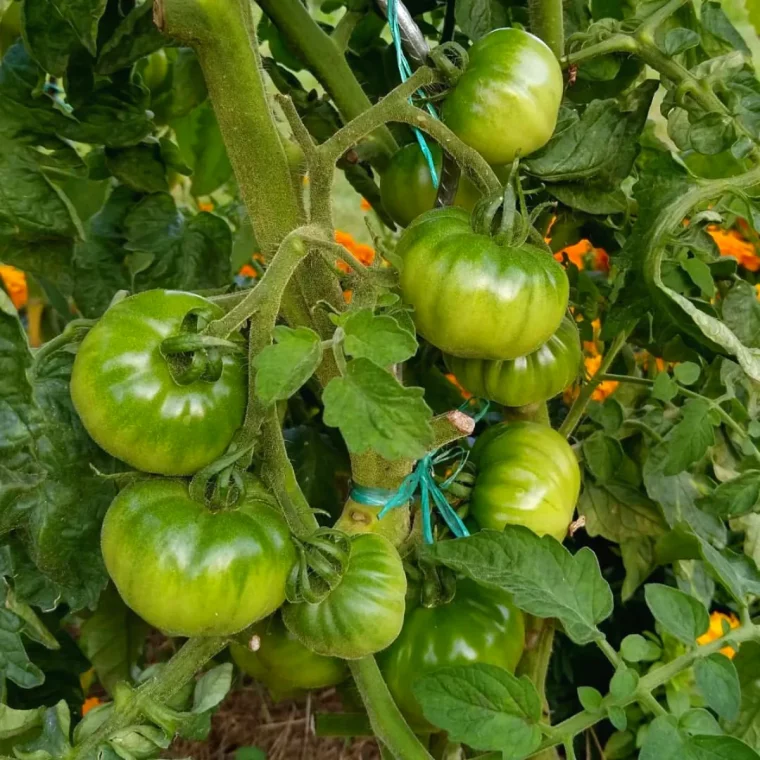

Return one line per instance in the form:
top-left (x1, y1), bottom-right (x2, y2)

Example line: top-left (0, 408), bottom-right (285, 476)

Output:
top-left (256, 0), bottom-right (397, 164)
top-left (528, 0), bottom-right (564, 59)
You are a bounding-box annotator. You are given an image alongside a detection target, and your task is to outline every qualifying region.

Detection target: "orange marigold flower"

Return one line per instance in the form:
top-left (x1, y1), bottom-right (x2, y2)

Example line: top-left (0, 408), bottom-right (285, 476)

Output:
top-left (197, 201), bottom-right (214, 213)
top-left (555, 239), bottom-right (593, 269)
top-left (360, 197), bottom-right (372, 212)
top-left (697, 611), bottom-right (740, 659)
top-left (0, 265), bottom-right (27, 309)
top-left (82, 697), bottom-right (102, 716)
top-left (253, 253), bottom-right (265, 264)
top-left (445, 373), bottom-right (472, 400)
top-left (343, 290), bottom-right (353, 304)
top-left (238, 264), bottom-right (257, 279)
top-left (709, 226), bottom-right (760, 272)
top-left (334, 230), bottom-right (376, 273)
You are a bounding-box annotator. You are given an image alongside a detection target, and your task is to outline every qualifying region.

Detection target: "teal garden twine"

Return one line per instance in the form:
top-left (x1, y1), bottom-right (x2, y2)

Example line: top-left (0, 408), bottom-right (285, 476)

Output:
top-left (387, 0), bottom-right (439, 188)
top-left (349, 399), bottom-right (490, 544)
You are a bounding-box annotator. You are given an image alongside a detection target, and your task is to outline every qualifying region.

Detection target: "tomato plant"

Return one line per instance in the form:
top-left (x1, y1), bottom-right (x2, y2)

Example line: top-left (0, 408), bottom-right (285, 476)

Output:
top-left (2, 1), bottom-right (760, 759)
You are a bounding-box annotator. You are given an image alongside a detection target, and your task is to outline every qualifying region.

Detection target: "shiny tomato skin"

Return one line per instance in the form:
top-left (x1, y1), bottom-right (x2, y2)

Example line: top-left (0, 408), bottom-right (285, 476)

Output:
top-left (471, 422), bottom-right (580, 540)
top-left (397, 207), bottom-right (569, 360)
top-left (442, 28), bottom-right (563, 165)
top-left (282, 533), bottom-right (407, 660)
top-left (231, 614), bottom-right (347, 701)
top-left (379, 578), bottom-right (525, 732)
top-left (443, 317), bottom-right (581, 406)
top-left (101, 479), bottom-right (295, 636)
top-left (380, 143), bottom-right (481, 227)
top-left (71, 289), bottom-right (246, 476)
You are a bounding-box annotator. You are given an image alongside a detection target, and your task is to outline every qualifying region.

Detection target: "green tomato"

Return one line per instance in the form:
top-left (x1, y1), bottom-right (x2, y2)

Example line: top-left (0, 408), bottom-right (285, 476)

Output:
top-left (282, 533), bottom-right (407, 659)
top-left (71, 290), bottom-right (246, 476)
top-left (379, 578), bottom-right (525, 732)
top-left (101, 478), bottom-right (295, 637)
top-left (471, 422), bottom-right (580, 541)
top-left (442, 28), bottom-right (563, 165)
top-left (443, 316), bottom-right (581, 407)
top-left (230, 614), bottom-right (347, 701)
top-left (379, 143), bottom-right (481, 228)
top-left (397, 207), bottom-right (569, 359)
top-left (140, 50), bottom-right (170, 93)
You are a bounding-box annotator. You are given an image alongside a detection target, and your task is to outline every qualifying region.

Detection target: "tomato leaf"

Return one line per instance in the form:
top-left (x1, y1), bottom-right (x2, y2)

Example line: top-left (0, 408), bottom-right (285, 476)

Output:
top-left (412, 664), bottom-right (542, 757)
top-left (722, 280), bottom-right (760, 349)
top-left (698, 470), bottom-right (760, 519)
top-left (582, 434), bottom-right (624, 484)
top-left (420, 526), bottom-right (613, 645)
top-left (641, 715), bottom-right (760, 760)
top-left (726, 641), bottom-right (760, 747)
top-left (322, 358), bottom-right (433, 460)
top-left (621, 537), bottom-right (658, 602)
top-left (644, 584), bottom-right (709, 645)
top-left (662, 399), bottom-right (717, 475)
top-left (339, 309), bottom-right (417, 367)
top-left (620, 634), bottom-right (662, 663)
top-left (697, 539), bottom-right (760, 606)
top-left (454, 0), bottom-right (508, 41)
top-left (695, 654), bottom-right (741, 722)
top-left (253, 326), bottom-right (323, 403)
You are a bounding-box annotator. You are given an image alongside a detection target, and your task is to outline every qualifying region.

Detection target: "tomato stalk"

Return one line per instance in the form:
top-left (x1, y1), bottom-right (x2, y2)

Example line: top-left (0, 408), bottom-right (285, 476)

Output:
top-left (256, 0), bottom-right (398, 166)
top-left (527, 0), bottom-right (564, 59)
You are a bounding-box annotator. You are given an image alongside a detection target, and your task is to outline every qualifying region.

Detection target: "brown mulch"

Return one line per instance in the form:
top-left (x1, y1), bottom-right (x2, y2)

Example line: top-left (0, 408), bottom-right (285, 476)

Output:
top-left (167, 682), bottom-right (381, 760)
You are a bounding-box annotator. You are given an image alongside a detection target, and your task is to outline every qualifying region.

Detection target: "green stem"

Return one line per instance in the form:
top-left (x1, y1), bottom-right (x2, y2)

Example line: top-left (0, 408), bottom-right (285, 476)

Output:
top-left (558, 331), bottom-right (629, 439)
top-left (256, 0), bottom-right (397, 163)
top-left (349, 658), bottom-right (434, 760)
top-left (563, 35), bottom-right (638, 67)
top-left (314, 712), bottom-right (373, 737)
top-left (320, 67), bottom-right (501, 195)
top-left (517, 617), bottom-right (556, 715)
top-left (528, 0), bottom-right (565, 59)
top-left (69, 637), bottom-right (226, 759)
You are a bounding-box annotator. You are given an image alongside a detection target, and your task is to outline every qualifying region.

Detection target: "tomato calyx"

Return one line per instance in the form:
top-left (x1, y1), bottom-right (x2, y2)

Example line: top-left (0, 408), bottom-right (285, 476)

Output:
top-left (187, 441), bottom-right (257, 508)
top-left (428, 41), bottom-right (469, 86)
top-left (159, 305), bottom-right (244, 385)
top-left (286, 528), bottom-right (353, 604)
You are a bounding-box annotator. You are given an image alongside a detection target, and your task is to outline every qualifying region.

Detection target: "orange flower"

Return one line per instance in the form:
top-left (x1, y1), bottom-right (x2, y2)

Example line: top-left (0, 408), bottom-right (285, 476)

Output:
top-left (82, 697), bottom-right (102, 715)
top-left (360, 197), bottom-right (372, 212)
top-left (334, 230), bottom-right (375, 273)
top-left (564, 319), bottom-right (618, 403)
top-left (697, 611), bottom-right (740, 659)
top-left (709, 226), bottom-right (760, 271)
top-left (238, 264), bottom-right (257, 279)
top-left (0, 265), bottom-right (27, 309)
top-left (553, 240), bottom-right (609, 273)
top-left (197, 201), bottom-right (214, 213)
top-left (445, 373), bottom-right (472, 400)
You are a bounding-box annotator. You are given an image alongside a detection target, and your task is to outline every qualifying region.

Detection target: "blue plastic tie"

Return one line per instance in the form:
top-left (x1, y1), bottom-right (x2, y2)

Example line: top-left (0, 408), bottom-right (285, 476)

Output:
top-left (387, 0), bottom-right (439, 189)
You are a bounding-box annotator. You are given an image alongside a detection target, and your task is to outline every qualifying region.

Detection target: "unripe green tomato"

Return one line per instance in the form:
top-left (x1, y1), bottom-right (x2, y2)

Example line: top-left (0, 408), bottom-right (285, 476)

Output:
top-left (282, 533), bottom-right (407, 659)
top-left (379, 579), bottom-right (525, 732)
top-left (471, 422), bottom-right (580, 540)
top-left (379, 143), bottom-right (481, 227)
top-left (101, 479), bottom-right (295, 636)
top-left (443, 316), bottom-right (581, 407)
top-left (442, 28), bottom-right (563, 165)
top-left (141, 50), bottom-right (170, 93)
top-left (231, 615), bottom-right (347, 701)
top-left (397, 207), bottom-right (569, 359)
top-left (71, 290), bottom-right (246, 476)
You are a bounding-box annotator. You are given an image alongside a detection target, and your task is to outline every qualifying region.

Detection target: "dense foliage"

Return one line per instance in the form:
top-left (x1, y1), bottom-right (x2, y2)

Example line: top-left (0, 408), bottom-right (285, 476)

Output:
top-left (2, 0), bottom-right (760, 759)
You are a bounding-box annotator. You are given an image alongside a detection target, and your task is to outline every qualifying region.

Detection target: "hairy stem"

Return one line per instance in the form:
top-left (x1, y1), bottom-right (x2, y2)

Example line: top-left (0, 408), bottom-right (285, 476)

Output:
top-left (349, 658), bottom-right (434, 760)
top-left (256, 0), bottom-right (397, 164)
top-left (69, 637), bottom-right (226, 759)
top-left (528, 0), bottom-right (565, 59)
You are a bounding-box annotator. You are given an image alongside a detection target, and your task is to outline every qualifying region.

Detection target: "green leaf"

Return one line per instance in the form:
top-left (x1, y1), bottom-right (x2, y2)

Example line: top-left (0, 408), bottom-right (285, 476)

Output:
top-left (0, 292), bottom-right (115, 610)
top-left (662, 27), bottom-right (701, 55)
top-left (607, 705), bottom-right (628, 732)
top-left (726, 641), bottom-right (760, 748)
top-left (577, 686), bottom-right (604, 713)
top-left (579, 483), bottom-right (667, 544)
top-left (644, 584), bottom-right (709, 645)
top-left (663, 400), bottom-right (717, 475)
top-left (0, 703), bottom-right (44, 741)
top-left (620, 634), bottom-right (662, 663)
top-left (253, 327), bottom-right (323, 404)
top-left (104, 143), bottom-right (169, 193)
top-left (700, 0), bottom-right (751, 58)
top-left (674, 361), bottom-right (702, 386)
top-left (96, 0), bottom-right (169, 74)
top-left (12, 701), bottom-right (71, 760)
top-left (682, 258), bottom-right (716, 300)
top-left (621, 537), bottom-right (658, 601)
top-left (454, 0), bottom-right (509, 41)
top-left (0, 585), bottom-right (45, 688)
top-left (582, 434), bottom-right (623, 484)
top-left (412, 664), bottom-right (542, 756)
top-left (609, 666), bottom-right (639, 702)
top-left (322, 358), bottom-right (433, 460)
top-left (652, 371), bottom-right (678, 402)
top-left (641, 715), bottom-right (760, 760)
top-left (697, 539), bottom-right (760, 606)
top-left (192, 663), bottom-right (233, 714)
top-left (339, 309), bottom-right (417, 367)
top-left (723, 280), bottom-right (760, 349)
top-left (419, 527), bottom-right (613, 645)
top-left (20, 0), bottom-right (82, 76)
top-left (694, 653), bottom-right (741, 722)
top-left (526, 81), bottom-right (657, 186)
top-left (78, 585), bottom-right (149, 694)
top-left (699, 470), bottom-right (760, 519)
